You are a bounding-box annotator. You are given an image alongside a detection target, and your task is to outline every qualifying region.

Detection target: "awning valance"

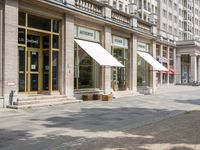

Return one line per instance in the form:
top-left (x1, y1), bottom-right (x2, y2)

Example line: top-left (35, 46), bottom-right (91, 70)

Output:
top-left (75, 39), bottom-right (124, 67)
top-left (137, 51), bottom-right (168, 71)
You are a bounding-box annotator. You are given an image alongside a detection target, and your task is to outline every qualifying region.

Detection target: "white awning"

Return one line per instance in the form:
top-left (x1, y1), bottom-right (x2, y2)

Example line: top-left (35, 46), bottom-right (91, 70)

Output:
top-left (75, 39), bottom-right (124, 67)
top-left (137, 51), bottom-right (168, 71)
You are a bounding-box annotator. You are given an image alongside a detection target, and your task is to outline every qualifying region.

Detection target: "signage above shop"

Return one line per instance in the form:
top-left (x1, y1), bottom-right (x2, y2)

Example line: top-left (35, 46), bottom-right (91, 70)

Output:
top-left (112, 36), bottom-right (128, 48)
top-left (75, 26), bottom-right (100, 42)
top-left (137, 42), bottom-right (150, 52)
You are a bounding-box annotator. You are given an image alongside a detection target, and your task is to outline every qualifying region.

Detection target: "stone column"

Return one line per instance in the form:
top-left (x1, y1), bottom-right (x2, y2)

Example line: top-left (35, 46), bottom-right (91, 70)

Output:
top-left (190, 54), bottom-right (197, 82)
top-left (0, 0), bottom-right (3, 97)
top-left (173, 48), bottom-right (177, 84)
top-left (64, 14), bottom-right (75, 98)
top-left (176, 54), bottom-right (181, 84)
top-left (167, 47), bottom-right (170, 85)
top-left (2, 0), bottom-right (19, 106)
top-left (103, 26), bottom-right (112, 94)
top-left (198, 56), bottom-right (200, 81)
top-left (160, 44), bottom-right (163, 85)
top-left (150, 40), bottom-right (157, 94)
top-left (130, 34), bottom-right (137, 92)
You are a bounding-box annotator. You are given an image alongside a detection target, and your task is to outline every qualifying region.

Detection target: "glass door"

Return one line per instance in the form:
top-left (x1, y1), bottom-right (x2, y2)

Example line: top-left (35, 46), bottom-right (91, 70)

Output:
top-left (29, 50), bottom-right (39, 92)
top-left (112, 47), bottom-right (128, 91)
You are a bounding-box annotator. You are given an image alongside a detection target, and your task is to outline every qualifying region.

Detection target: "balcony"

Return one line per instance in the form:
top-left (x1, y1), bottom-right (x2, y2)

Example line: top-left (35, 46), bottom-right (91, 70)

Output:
top-left (75, 0), bottom-right (103, 16)
top-left (111, 10), bottom-right (130, 25)
top-left (137, 21), bottom-right (151, 34)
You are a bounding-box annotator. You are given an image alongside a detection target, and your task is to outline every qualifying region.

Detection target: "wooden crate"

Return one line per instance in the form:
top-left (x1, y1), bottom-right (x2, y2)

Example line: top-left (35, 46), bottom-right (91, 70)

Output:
top-left (102, 94), bottom-right (113, 101)
top-left (93, 94), bottom-right (102, 100)
top-left (82, 95), bottom-right (93, 101)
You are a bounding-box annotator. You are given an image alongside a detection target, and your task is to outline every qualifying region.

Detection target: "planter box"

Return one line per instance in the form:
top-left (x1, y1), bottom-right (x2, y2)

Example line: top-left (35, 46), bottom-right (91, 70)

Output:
top-left (82, 95), bottom-right (93, 101)
top-left (102, 94), bottom-right (113, 101)
top-left (93, 94), bottom-right (102, 100)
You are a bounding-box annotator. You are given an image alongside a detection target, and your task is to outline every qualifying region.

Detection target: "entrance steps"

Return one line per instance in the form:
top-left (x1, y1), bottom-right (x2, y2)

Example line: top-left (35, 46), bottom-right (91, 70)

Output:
top-left (113, 91), bottom-right (141, 98)
top-left (7, 95), bottom-right (81, 109)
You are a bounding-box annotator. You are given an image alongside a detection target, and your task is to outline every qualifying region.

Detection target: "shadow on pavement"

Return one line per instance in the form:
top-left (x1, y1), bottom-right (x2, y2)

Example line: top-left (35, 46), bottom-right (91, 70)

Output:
top-left (0, 108), bottom-right (199, 150)
top-left (175, 99), bottom-right (200, 106)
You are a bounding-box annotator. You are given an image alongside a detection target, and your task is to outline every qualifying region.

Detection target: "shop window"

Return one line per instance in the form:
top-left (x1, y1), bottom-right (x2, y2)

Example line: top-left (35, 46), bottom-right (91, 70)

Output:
top-left (43, 36), bottom-right (50, 49)
top-left (18, 28), bottom-right (26, 44)
top-left (18, 11), bottom-right (60, 93)
top-left (137, 55), bottom-right (150, 86)
top-left (43, 51), bottom-right (49, 90)
top-left (18, 47), bottom-right (25, 92)
top-left (74, 44), bottom-right (99, 89)
top-left (27, 34), bottom-right (40, 48)
top-left (112, 47), bottom-right (129, 91)
top-left (53, 35), bottom-right (59, 49)
top-left (28, 14), bottom-right (51, 31)
top-left (53, 20), bottom-right (59, 33)
top-left (19, 12), bottom-right (26, 26)
top-left (52, 51), bottom-right (59, 90)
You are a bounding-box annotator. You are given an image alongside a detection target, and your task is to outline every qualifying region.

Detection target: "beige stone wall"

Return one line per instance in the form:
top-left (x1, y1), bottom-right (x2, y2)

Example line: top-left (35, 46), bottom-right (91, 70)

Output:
top-left (0, 0), bottom-right (3, 97)
top-left (3, 0), bottom-right (19, 105)
top-left (64, 14), bottom-right (75, 98)
top-left (129, 34), bottom-right (137, 92)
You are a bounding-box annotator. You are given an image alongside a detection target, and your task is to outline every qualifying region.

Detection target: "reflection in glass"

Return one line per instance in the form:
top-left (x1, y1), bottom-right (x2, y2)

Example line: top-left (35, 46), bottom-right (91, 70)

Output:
top-left (19, 47), bottom-right (25, 72)
top-left (53, 20), bottom-right (59, 33)
top-left (19, 73), bottom-right (25, 92)
top-left (74, 45), bottom-right (99, 89)
top-left (30, 51), bottom-right (38, 72)
top-left (52, 51), bottom-right (58, 90)
top-left (19, 12), bottom-right (26, 26)
top-left (53, 35), bottom-right (59, 49)
top-left (137, 55), bottom-right (150, 86)
top-left (18, 28), bottom-right (26, 44)
top-left (43, 51), bottom-right (49, 90)
top-left (27, 34), bottom-right (40, 48)
top-left (112, 48), bottom-right (128, 91)
top-left (43, 36), bottom-right (49, 49)
top-left (18, 47), bottom-right (25, 92)
top-left (31, 74), bottom-right (38, 91)
top-left (28, 14), bottom-right (51, 31)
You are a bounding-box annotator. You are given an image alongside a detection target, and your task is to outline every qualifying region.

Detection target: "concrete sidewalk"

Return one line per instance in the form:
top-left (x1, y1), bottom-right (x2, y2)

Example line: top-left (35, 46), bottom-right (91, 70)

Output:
top-left (0, 85), bottom-right (200, 150)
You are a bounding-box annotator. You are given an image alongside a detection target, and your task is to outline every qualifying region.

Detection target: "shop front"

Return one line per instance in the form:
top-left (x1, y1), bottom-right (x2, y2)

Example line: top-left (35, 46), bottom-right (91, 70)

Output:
top-left (74, 26), bottom-right (123, 98)
top-left (111, 36), bottom-right (129, 91)
top-left (181, 55), bottom-right (190, 84)
top-left (137, 42), bottom-right (150, 91)
top-left (18, 12), bottom-right (60, 94)
top-left (137, 41), bottom-right (168, 94)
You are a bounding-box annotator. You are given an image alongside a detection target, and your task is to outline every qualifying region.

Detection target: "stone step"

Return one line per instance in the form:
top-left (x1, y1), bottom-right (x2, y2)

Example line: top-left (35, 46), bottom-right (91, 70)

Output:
top-left (16, 97), bottom-right (76, 105)
top-left (17, 95), bottom-right (69, 101)
top-left (113, 91), bottom-right (141, 98)
top-left (7, 99), bottom-right (81, 109)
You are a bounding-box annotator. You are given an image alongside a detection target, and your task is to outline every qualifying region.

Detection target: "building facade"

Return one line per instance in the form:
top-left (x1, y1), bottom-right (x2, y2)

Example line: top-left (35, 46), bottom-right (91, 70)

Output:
top-left (3, 0), bottom-right (200, 108)
top-left (0, 0), bottom-right (169, 108)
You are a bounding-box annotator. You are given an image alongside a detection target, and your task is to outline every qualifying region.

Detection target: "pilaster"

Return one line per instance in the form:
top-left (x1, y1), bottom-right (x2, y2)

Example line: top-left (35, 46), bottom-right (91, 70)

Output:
top-left (167, 47), bottom-right (170, 85)
top-left (64, 14), bottom-right (75, 98)
top-left (198, 56), bottom-right (200, 81)
top-left (130, 34), bottom-right (137, 92)
top-left (190, 54), bottom-right (197, 82)
top-left (3, 0), bottom-right (19, 106)
top-left (160, 44), bottom-right (163, 85)
top-left (173, 48), bottom-right (177, 84)
top-left (176, 54), bottom-right (181, 84)
top-left (104, 26), bottom-right (112, 94)
top-left (0, 0), bottom-right (3, 97)
top-left (150, 40), bottom-right (157, 93)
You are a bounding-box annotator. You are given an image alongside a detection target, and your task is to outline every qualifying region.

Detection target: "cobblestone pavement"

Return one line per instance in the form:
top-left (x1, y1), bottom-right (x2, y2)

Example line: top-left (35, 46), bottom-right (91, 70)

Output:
top-left (0, 85), bottom-right (200, 150)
